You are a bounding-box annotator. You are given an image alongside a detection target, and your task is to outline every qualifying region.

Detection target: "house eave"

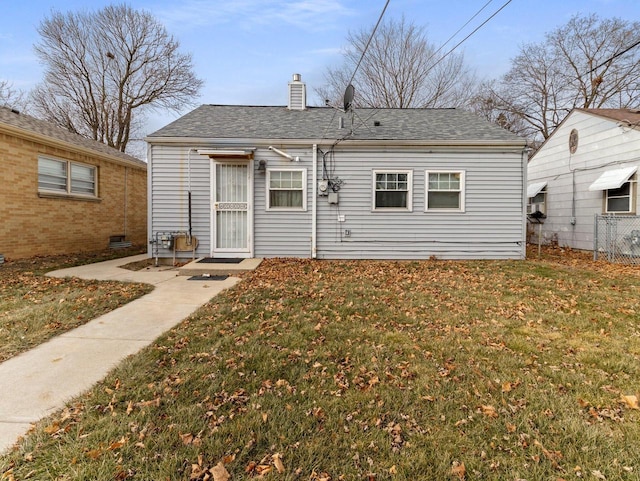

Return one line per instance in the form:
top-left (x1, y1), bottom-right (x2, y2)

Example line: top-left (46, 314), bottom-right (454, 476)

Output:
top-left (0, 123), bottom-right (147, 170)
top-left (145, 136), bottom-right (527, 150)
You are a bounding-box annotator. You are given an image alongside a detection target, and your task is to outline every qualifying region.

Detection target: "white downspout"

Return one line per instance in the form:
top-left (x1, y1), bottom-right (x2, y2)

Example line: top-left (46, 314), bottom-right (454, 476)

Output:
top-left (312, 144), bottom-right (318, 258)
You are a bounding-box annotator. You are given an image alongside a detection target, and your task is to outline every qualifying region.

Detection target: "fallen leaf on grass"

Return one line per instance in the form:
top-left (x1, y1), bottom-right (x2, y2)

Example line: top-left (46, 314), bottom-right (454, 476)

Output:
top-left (107, 436), bottom-right (127, 451)
top-left (210, 462), bottom-right (230, 481)
top-left (533, 440), bottom-right (563, 469)
top-left (44, 422), bottom-right (60, 435)
top-left (621, 394), bottom-right (639, 410)
top-left (86, 448), bottom-right (102, 460)
top-left (273, 453), bottom-right (285, 473)
top-left (451, 461), bottom-right (466, 480)
top-left (480, 405), bottom-right (498, 418)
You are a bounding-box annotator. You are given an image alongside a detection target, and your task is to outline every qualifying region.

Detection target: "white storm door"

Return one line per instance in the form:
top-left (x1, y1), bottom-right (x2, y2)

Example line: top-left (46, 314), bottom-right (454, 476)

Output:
top-left (212, 162), bottom-right (251, 257)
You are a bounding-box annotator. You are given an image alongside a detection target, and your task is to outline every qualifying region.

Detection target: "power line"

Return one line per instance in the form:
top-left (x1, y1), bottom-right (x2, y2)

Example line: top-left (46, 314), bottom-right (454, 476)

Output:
top-left (347, 0), bottom-right (391, 87)
top-left (426, 0), bottom-right (495, 67)
top-left (321, 0), bottom-right (391, 141)
top-left (428, 0), bottom-right (513, 73)
top-left (585, 38), bottom-right (640, 76)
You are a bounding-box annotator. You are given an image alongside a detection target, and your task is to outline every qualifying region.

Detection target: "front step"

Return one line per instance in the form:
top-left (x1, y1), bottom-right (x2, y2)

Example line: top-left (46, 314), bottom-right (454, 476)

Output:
top-left (178, 258), bottom-right (262, 277)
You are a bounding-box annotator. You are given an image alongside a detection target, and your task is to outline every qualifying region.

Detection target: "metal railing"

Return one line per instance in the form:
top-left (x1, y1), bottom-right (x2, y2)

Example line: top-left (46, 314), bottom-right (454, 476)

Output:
top-left (594, 214), bottom-right (640, 264)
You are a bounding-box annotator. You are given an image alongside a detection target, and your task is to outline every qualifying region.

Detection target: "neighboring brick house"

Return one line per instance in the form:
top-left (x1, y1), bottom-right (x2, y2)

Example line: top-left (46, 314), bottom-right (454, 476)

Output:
top-left (0, 107), bottom-right (147, 260)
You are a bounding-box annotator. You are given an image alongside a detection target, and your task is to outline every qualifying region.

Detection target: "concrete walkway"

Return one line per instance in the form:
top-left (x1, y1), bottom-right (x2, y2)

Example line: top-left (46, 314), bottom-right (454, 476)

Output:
top-left (0, 255), bottom-right (241, 454)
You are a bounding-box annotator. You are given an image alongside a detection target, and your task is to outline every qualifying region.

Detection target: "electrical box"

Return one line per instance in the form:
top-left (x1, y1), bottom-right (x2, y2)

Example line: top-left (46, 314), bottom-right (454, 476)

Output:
top-left (318, 180), bottom-right (329, 196)
top-left (328, 192), bottom-right (339, 204)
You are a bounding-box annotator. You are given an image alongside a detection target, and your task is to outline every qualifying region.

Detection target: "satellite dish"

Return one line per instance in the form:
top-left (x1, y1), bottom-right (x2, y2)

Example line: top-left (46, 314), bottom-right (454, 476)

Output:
top-left (343, 84), bottom-right (355, 112)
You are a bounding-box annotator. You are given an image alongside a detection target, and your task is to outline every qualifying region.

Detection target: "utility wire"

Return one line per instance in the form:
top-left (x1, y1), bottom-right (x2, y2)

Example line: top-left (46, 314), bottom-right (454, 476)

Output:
top-left (584, 38), bottom-right (640, 76)
top-left (426, 0), bottom-right (495, 67)
top-left (347, 0), bottom-right (391, 87)
top-left (321, 0), bottom-right (391, 141)
top-left (428, 0), bottom-right (513, 73)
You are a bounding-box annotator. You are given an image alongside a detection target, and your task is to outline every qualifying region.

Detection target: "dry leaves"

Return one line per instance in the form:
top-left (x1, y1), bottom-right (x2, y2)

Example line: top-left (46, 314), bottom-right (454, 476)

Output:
top-left (621, 394), bottom-right (639, 410)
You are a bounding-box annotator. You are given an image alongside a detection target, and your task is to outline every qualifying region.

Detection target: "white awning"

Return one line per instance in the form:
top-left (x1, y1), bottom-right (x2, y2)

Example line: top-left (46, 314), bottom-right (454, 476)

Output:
top-left (588, 166), bottom-right (637, 191)
top-left (527, 181), bottom-right (547, 198)
top-left (197, 149), bottom-right (255, 159)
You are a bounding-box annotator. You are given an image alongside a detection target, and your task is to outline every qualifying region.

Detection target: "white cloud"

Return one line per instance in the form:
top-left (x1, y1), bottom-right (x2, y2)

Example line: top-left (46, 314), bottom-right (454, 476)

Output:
top-left (155, 0), bottom-right (355, 32)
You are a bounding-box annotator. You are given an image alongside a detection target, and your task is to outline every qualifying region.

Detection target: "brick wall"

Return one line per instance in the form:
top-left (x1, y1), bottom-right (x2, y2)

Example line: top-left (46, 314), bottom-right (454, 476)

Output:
top-left (0, 131), bottom-right (147, 260)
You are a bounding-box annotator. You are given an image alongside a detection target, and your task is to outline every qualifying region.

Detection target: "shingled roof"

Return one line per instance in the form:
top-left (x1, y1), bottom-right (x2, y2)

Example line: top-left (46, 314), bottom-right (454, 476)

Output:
top-left (148, 105), bottom-right (525, 144)
top-left (579, 108), bottom-right (640, 130)
top-left (0, 107), bottom-right (146, 168)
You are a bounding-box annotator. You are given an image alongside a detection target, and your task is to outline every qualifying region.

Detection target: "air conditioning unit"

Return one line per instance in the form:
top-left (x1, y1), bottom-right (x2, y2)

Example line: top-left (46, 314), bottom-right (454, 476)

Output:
top-left (529, 203), bottom-right (544, 214)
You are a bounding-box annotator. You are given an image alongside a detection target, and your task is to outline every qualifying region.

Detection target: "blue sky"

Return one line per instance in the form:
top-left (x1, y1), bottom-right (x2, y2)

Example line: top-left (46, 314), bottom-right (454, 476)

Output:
top-left (2, 0), bottom-right (640, 134)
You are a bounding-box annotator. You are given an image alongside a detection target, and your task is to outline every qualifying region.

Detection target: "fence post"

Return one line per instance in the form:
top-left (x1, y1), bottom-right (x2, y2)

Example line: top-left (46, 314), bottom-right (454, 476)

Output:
top-left (593, 214), bottom-right (598, 261)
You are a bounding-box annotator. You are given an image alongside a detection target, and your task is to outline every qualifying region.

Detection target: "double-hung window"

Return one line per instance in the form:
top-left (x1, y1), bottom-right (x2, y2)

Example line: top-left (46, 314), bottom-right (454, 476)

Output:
top-left (267, 169), bottom-right (306, 210)
top-left (588, 167), bottom-right (637, 214)
top-left (425, 171), bottom-right (465, 212)
top-left (38, 157), bottom-right (97, 197)
top-left (373, 170), bottom-right (412, 211)
top-left (606, 179), bottom-right (635, 213)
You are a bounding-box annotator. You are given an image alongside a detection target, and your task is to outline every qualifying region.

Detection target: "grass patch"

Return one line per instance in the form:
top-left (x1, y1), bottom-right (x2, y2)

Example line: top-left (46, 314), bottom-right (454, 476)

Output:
top-left (0, 247), bottom-right (152, 362)
top-left (1, 247), bottom-right (640, 480)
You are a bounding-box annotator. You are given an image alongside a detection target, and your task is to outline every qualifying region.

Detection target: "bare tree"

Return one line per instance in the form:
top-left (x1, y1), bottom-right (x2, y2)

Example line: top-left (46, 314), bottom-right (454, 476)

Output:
top-left (317, 17), bottom-right (477, 109)
top-left (30, 3), bottom-right (203, 153)
top-left (476, 14), bottom-right (640, 142)
top-left (0, 80), bottom-right (28, 111)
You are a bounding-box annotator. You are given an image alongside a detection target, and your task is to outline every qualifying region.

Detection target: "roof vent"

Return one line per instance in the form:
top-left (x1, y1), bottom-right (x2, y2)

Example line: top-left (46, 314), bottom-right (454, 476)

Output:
top-left (288, 73), bottom-right (306, 111)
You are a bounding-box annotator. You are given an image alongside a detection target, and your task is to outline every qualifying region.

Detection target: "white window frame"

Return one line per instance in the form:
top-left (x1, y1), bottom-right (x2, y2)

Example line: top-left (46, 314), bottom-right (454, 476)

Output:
top-left (372, 170), bottom-right (413, 212)
top-left (266, 168), bottom-right (307, 211)
top-left (425, 170), bottom-right (465, 212)
top-left (38, 156), bottom-right (98, 198)
top-left (605, 177), bottom-right (636, 214)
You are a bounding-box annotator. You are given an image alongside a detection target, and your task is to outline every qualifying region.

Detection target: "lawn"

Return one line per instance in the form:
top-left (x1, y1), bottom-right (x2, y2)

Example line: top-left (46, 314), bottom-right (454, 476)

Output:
top-left (1, 247), bottom-right (640, 480)
top-left (0, 247), bottom-right (152, 363)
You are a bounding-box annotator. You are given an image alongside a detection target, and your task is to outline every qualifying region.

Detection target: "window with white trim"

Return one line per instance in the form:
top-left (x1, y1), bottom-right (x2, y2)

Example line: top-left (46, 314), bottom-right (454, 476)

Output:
top-left (373, 170), bottom-right (412, 211)
top-left (38, 157), bottom-right (97, 197)
top-left (267, 169), bottom-right (306, 210)
top-left (425, 171), bottom-right (465, 211)
top-left (606, 176), bottom-right (635, 213)
top-left (527, 188), bottom-right (547, 215)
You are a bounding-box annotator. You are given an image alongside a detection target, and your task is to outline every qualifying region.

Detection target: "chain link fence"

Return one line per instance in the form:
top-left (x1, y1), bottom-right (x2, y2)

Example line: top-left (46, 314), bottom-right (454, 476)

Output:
top-left (594, 214), bottom-right (640, 264)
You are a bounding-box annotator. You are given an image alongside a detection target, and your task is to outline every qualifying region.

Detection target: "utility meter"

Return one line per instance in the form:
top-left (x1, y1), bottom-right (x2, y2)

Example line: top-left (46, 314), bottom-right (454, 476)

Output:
top-left (318, 180), bottom-right (329, 196)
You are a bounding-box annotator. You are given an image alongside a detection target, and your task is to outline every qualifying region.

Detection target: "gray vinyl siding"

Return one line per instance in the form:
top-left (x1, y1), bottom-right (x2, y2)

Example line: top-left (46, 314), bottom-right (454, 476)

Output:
top-left (314, 148), bottom-right (525, 260)
top-left (253, 147), bottom-right (313, 258)
top-left (149, 143), bottom-right (525, 260)
top-left (149, 145), bottom-right (211, 258)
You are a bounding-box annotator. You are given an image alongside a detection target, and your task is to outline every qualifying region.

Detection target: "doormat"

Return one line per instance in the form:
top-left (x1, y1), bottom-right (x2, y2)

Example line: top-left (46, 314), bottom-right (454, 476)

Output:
top-left (188, 275), bottom-right (229, 281)
top-left (196, 258), bottom-right (243, 264)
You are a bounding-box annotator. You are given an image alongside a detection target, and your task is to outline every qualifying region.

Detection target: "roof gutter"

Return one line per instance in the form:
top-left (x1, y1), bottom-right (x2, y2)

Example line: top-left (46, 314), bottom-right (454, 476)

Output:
top-left (145, 136), bottom-right (527, 150)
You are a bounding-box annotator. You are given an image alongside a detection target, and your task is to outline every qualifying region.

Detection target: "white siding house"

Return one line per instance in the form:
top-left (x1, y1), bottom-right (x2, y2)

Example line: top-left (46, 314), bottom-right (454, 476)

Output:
top-left (527, 108), bottom-right (640, 251)
top-left (146, 75), bottom-right (528, 261)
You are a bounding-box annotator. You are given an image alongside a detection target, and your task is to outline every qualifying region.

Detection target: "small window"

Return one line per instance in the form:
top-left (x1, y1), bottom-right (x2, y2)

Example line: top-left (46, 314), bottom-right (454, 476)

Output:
top-left (267, 169), bottom-right (306, 210)
top-left (527, 188), bottom-right (547, 215)
top-left (70, 163), bottom-right (96, 195)
top-left (38, 157), bottom-right (97, 197)
top-left (38, 158), bottom-right (67, 192)
top-left (606, 179), bottom-right (634, 213)
top-left (425, 171), bottom-right (465, 212)
top-left (373, 170), bottom-right (412, 211)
